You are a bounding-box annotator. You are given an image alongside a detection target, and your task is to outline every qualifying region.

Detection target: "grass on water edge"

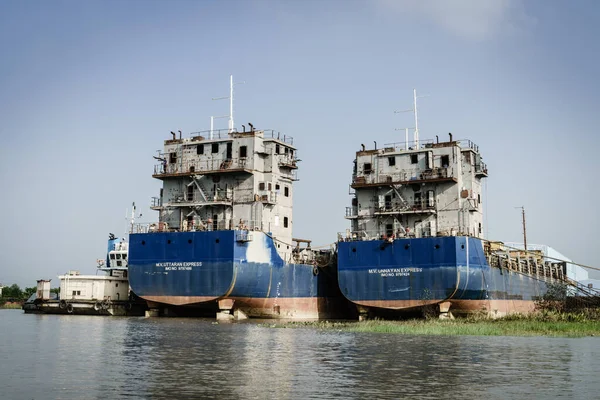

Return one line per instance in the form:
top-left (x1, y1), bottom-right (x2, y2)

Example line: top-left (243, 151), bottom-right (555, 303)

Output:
top-left (264, 312), bottom-right (600, 338)
top-left (0, 303), bottom-right (22, 309)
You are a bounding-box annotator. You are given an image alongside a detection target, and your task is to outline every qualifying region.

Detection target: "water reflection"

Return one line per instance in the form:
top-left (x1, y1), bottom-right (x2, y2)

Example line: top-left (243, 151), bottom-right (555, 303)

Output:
top-left (1, 310), bottom-right (598, 400)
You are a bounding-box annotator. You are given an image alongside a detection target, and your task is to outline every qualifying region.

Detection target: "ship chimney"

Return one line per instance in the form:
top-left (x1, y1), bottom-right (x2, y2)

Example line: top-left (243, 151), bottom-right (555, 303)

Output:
top-left (248, 122), bottom-right (254, 132)
top-left (436, 135), bottom-right (439, 144)
top-left (170, 131), bottom-right (176, 140)
top-left (361, 144), bottom-right (365, 151)
top-left (449, 132), bottom-right (453, 142)
top-left (178, 130), bottom-right (182, 139)
top-left (242, 124), bottom-right (246, 132)
top-left (374, 141), bottom-right (377, 150)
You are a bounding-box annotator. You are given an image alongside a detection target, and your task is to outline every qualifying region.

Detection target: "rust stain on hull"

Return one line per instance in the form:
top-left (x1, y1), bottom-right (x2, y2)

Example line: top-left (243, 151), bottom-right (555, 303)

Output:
top-left (141, 295), bottom-right (220, 306)
top-left (450, 299), bottom-right (537, 317)
top-left (230, 296), bottom-right (350, 319)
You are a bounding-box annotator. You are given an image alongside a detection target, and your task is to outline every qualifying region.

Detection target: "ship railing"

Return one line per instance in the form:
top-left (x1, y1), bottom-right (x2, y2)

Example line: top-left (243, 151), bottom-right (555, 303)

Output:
top-left (474, 161), bottom-right (488, 175)
top-left (263, 130), bottom-right (294, 145)
top-left (376, 199), bottom-right (436, 213)
top-left (345, 206), bottom-right (358, 217)
top-left (153, 158), bottom-right (250, 175)
top-left (186, 128), bottom-right (294, 145)
top-left (458, 139), bottom-right (480, 153)
top-left (188, 128), bottom-right (233, 140)
top-left (382, 139), bottom-right (435, 152)
top-left (338, 229), bottom-right (414, 241)
top-left (278, 154), bottom-right (299, 168)
top-left (353, 167), bottom-right (453, 185)
top-left (131, 219), bottom-right (269, 234)
top-left (166, 190), bottom-right (233, 205)
top-left (487, 251), bottom-right (568, 281)
top-left (379, 138), bottom-right (482, 154)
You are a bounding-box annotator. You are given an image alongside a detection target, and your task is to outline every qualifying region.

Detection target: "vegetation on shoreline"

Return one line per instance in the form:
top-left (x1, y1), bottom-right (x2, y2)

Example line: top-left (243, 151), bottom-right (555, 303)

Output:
top-left (266, 312), bottom-right (600, 337)
top-left (0, 303), bottom-right (22, 309)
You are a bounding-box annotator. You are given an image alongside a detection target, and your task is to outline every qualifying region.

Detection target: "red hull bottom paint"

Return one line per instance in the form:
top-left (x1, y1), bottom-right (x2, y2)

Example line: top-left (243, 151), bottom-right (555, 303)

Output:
top-left (229, 297), bottom-right (352, 319)
top-left (352, 299), bottom-right (442, 310)
top-left (450, 299), bottom-right (537, 317)
top-left (142, 296), bottom-right (352, 319)
top-left (142, 295), bottom-right (220, 306)
top-left (358, 299), bottom-right (538, 318)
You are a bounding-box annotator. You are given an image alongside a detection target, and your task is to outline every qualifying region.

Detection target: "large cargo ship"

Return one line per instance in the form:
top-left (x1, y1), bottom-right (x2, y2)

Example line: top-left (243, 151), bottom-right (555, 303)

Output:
top-left (127, 117), bottom-right (351, 319)
top-left (337, 92), bottom-right (574, 318)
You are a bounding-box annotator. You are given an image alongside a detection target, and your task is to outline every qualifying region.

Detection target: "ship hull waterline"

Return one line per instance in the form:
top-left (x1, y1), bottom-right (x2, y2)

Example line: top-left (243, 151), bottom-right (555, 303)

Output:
top-left (128, 230), bottom-right (354, 319)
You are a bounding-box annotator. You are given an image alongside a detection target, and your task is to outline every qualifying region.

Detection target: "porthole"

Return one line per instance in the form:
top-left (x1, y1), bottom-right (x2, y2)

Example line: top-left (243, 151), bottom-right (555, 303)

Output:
top-left (434, 244), bottom-right (440, 249)
top-left (141, 241), bottom-right (146, 245)
top-left (352, 248), bottom-right (356, 253)
top-left (461, 244), bottom-right (465, 249)
top-left (188, 239), bottom-right (192, 244)
top-left (216, 239), bottom-right (220, 244)
top-left (404, 244), bottom-right (410, 250)
top-left (167, 239), bottom-right (171, 244)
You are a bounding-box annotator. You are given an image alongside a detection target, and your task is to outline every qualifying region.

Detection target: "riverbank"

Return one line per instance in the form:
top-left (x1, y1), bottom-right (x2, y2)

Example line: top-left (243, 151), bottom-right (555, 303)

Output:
top-left (267, 312), bottom-right (600, 337)
top-left (0, 303), bottom-right (22, 309)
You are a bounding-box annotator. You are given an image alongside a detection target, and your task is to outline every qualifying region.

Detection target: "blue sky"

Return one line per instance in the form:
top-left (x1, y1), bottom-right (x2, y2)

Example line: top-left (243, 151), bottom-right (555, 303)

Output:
top-left (1, 0), bottom-right (599, 287)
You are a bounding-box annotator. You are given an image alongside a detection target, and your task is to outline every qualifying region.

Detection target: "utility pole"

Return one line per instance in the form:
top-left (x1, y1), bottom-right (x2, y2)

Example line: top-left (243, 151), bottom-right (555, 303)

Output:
top-left (520, 206), bottom-right (527, 251)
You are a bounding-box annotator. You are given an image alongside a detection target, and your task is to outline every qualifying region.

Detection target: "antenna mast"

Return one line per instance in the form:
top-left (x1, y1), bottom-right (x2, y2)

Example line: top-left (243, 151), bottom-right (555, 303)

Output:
top-left (395, 89), bottom-right (426, 148)
top-left (413, 89), bottom-right (419, 148)
top-left (212, 75), bottom-right (245, 135)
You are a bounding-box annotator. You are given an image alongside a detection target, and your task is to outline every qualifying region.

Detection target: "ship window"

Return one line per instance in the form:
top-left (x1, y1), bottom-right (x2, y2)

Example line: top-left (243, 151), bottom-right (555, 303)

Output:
top-left (110, 254), bottom-right (115, 260)
top-left (212, 176), bottom-right (220, 183)
top-left (212, 143), bottom-right (219, 153)
top-left (197, 144), bottom-right (204, 155)
top-left (275, 184), bottom-right (280, 191)
top-left (169, 152), bottom-right (177, 163)
top-left (275, 144), bottom-right (280, 154)
top-left (116, 254), bottom-right (121, 259)
top-left (284, 217), bottom-right (288, 228)
top-left (479, 223), bottom-right (482, 234)
top-left (240, 145), bottom-right (247, 158)
top-left (385, 224), bottom-right (393, 237)
top-left (364, 163), bottom-right (372, 174)
top-left (187, 185), bottom-right (194, 201)
top-left (116, 283), bottom-right (118, 287)
top-left (284, 186), bottom-right (289, 197)
top-left (388, 157), bottom-right (396, 166)
top-left (268, 183), bottom-right (272, 191)
top-left (259, 182), bottom-right (265, 190)
top-left (284, 147), bottom-right (289, 154)
top-left (441, 155), bottom-right (450, 168)
top-left (410, 154), bottom-right (418, 164)
top-left (478, 194), bottom-right (481, 204)
top-left (290, 150), bottom-right (294, 158)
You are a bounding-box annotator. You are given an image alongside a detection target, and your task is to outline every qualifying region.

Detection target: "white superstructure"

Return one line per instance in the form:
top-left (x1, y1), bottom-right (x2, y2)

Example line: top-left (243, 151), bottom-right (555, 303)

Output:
top-left (345, 134), bottom-right (488, 240)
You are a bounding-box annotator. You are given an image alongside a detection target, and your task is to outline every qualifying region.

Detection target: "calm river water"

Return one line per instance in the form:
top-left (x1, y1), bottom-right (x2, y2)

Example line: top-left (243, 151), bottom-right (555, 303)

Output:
top-left (1, 310), bottom-right (598, 399)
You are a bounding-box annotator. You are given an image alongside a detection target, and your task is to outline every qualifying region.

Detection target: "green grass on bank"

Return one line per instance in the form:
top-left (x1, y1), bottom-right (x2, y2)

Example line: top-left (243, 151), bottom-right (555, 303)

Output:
top-left (264, 313), bottom-right (600, 338)
top-left (0, 303), bottom-right (22, 309)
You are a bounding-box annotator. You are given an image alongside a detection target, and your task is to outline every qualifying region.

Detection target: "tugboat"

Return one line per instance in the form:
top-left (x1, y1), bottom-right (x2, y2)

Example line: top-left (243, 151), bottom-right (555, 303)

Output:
top-left (25, 233), bottom-right (145, 316)
top-left (127, 77), bottom-right (352, 319)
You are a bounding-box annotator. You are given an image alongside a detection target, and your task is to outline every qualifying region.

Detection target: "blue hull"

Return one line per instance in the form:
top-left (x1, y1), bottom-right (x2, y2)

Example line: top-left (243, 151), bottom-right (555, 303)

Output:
top-left (338, 237), bottom-right (550, 316)
top-left (128, 231), bottom-right (352, 319)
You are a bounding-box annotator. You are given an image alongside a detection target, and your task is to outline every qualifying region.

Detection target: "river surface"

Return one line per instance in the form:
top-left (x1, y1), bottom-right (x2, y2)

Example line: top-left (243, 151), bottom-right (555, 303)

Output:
top-left (1, 310), bottom-right (598, 399)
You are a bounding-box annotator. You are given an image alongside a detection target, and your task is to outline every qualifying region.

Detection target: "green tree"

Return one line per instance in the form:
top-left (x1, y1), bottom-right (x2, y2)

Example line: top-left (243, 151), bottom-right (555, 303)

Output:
top-left (23, 286), bottom-right (36, 299)
top-left (1, 284), bottom-right (23, 300)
